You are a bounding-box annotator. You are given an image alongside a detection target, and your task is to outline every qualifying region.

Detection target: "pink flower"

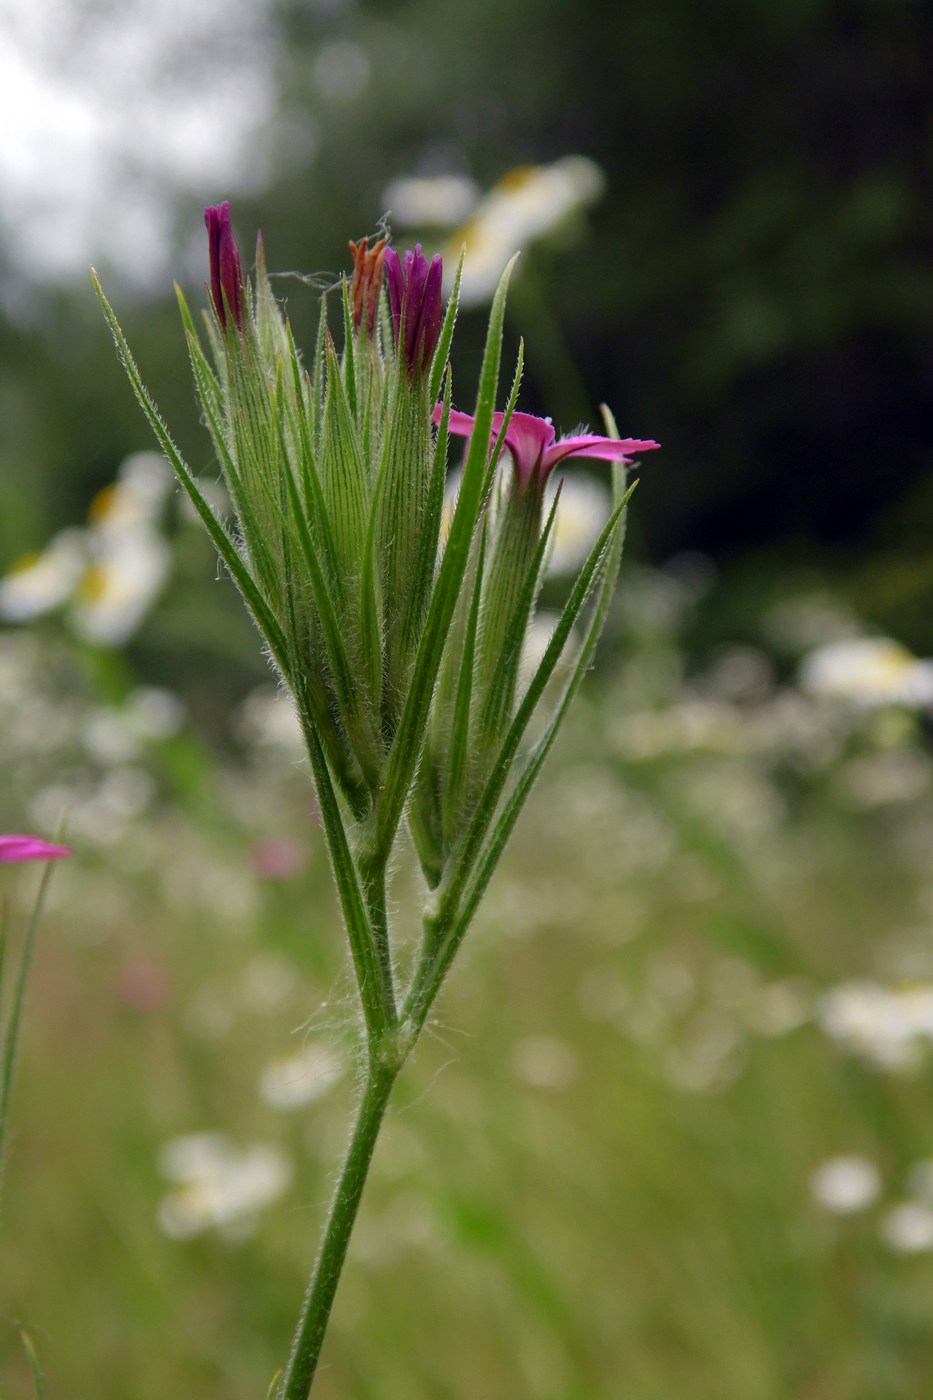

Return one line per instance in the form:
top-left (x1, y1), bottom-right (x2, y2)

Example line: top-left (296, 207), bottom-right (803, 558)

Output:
top-left (204, 201), bottom-right (245, 332)
top-left (0, 835), bottom-right (71, 863)
top-left (384, 244), bottom-right (443, 376)
top-left (437, 406), bottom-right (659, 488)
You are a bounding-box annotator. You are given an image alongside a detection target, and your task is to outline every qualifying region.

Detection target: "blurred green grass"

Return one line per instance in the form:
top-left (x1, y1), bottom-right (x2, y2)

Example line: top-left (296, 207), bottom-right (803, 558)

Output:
top-left (2, 598), bottom-right (933, 1398)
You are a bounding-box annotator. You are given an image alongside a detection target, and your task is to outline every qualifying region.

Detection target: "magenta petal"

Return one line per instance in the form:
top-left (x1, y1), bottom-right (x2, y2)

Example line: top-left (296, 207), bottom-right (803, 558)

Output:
top-left (0, 834), bottom-right (72, 863)
top-left (542, 435), bottom-right (661, 474)
top-left (499, 412), bottom-right (557, 482)
top-left (439, 408), bottom-right (479, 438)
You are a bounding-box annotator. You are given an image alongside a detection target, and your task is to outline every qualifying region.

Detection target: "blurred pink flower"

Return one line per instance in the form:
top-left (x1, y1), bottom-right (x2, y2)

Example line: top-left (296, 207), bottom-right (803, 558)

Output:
top-left (437, 406), bottom-right (659, 489)
top-left (0, 835), bottom-right (71, 863)
top-left (249, 835), bottom-right (308, 879)
top-left (116, 958), bottom-right (171, 1013)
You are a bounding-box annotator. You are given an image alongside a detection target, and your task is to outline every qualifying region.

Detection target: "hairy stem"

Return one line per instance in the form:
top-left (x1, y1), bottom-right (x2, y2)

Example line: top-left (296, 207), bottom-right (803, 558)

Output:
top-left (278, 1060), bottom-right (399, 1400)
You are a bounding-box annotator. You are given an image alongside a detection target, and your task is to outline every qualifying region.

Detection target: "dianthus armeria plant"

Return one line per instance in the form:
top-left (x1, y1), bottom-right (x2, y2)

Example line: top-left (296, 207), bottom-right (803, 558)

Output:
top-left (93, 202), bottom-right (658, 1397)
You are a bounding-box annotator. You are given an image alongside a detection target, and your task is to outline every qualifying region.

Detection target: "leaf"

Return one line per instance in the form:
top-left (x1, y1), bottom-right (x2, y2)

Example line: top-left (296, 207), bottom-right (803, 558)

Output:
top-left (441, 521), bottom-right (487, 848)
top-left (477, 481), bottom-right (562, 745)
top-left (0, 855), bottom-right (60, 1184)
top-left (409, 480), bottom-right (636, 1020)
top-left (428, 250), bottom-right (464, 408)
top-left (373, 257), bottom-right (519, 863)
top-left (297, 709), bottom-right (395, 1035)
top-left (19, 1329), bottom-right (47, 1400)
top-left (92, 272), bottom-right (291, 677)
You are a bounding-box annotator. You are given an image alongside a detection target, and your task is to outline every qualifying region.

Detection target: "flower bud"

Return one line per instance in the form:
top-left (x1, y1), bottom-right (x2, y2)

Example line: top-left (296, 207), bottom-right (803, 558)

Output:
top-left (384, 244), bottom-right (443, 375)
top-left (204, 201), bottom-right (245, 332)
top-left (348, 236), bottom-right (388, 335)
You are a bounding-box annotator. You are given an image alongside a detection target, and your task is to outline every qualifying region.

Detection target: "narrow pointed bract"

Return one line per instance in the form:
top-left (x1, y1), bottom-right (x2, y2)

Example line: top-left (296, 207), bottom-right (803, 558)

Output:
top-left (204, 201), bottom-right (245, 332)
top-left (384, 244), bottom-right (443, 375)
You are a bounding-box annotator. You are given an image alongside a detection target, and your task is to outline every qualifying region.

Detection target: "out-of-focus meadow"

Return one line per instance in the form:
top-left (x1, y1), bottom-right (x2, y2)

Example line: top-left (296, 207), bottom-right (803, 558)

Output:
top-left (2, 1), bottom-right (932, 1396)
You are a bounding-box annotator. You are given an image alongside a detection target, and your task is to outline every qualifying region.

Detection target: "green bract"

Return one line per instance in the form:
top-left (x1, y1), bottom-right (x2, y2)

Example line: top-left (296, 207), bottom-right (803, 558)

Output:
top-left (92, 238), bottom-right (636, 1045)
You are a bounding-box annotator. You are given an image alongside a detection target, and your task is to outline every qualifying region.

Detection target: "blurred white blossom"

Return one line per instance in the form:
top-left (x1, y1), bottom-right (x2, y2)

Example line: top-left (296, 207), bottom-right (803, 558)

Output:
top-left (810, 1156), bottom-right (881, 1214)
top-left (443, 157), bottom-right (605, 305)
top-left (258, 1042), bottom-right (343, 1111)
top-left (157, 1132), bottom-right (292, 1240)
top-left (0, 451), bottom-right (174, 645)
top-left (800, 638), bottom-right (933, 708)
top-left (383, 173), bottom-right (479, 228)
top-left (880, 1202), bottom-right (933, 1253)
top-left (819, 980), bottom-right (933, 1071)
top-left (0, 529), bottom-right (86, 621)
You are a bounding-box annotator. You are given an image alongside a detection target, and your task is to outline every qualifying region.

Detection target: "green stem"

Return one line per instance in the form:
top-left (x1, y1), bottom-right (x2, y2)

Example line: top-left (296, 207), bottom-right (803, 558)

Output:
top-left (0, 859), bottom-right (58, 1195)
top-left (359, 855), bottom-right (396, 1019)
top-left (279, 1060), bottom-right (399, 1400)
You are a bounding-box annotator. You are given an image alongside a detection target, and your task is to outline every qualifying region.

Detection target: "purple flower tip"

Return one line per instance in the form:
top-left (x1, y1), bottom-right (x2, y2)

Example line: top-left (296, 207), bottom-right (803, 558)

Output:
top-left (384, 244), bottom-right (443, 376)
top-left (0, 834), bottom-right (72, 863)
top-left (204, 201), bottom-right (245, 332)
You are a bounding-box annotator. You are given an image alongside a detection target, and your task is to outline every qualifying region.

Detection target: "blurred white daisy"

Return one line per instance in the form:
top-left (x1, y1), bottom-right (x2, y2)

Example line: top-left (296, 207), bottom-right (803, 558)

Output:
top-left (258, 1041), bottom-right (343, 1111)
top-left (235, 685), bottom-right (305, 756)
top-left (880, 1201), bottom-right (933, 1253)
top-left (0, 528), bottom-right (87, 621)
top-left (383, 173), bottom-right (480, 228)
top-left (442, 156), bottom-right (605, 306)
top-left (87, 452), bottom-right (174, 535)
top-left (157, 1132), bottom-right (292, 1241)
top-left (800, 638), bottom-right (933, 708)
top-left (69, 531), bottom-right (171, 646)
top-left (810, 1155), bottom-right (881, 1214)
top-left (818, 980), bottom-right (933, 1071)
top-left (1, 450), bottom-right (174, 644)
top-left (545, 473), bottom-right (613, 576)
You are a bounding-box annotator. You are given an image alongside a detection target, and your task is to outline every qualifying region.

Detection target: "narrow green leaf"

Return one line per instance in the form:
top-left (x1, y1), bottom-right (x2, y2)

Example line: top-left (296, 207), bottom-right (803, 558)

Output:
top-left (340, 276), bottom-right (358, 418)
top-left (298, 712), bottom-right (395, 1036)
top-left (428, 250), bottom-right (464, 407)
top-left (175, 284), bottom-right (222, 412)
top-left (320, 343), bottom-right (370, 602)
top-left (19, 1329), bottom-right (47, 1400)
top-left (359, 476), bottom-right (384, 716)
top-left (480, 339), bottom-right (524, 499)
top-left (478, 483), bottom-right (562, 741)
top-left (0, 907), bottom-right (8, 1027)
top-left (281, 326), bottom-right (342, 587)
top-left (92, 272), bottom-right (290, 676)
top-left (311, 292), bottom-right (329, 439)
top-left (431, 498), bottom-right (631, 998)
top-left (425, 483), bottom-right (637, 972)
top-left (409, 367), bottom-right (453, 653)
top-left (441, 520), bottom-right (487, 847)
top-left (273, 397), bottom-right (377, 781)
top-left (374, 256), bottom-right (518, 861)
top-left (0, 857), bottom-right (59, 1182)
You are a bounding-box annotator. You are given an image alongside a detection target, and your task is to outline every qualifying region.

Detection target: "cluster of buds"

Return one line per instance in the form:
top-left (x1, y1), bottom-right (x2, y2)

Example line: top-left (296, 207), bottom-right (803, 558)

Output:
top-left (96, 202), bottom-right (657, 1400)
top-left (96, 203), bottom-right (656, 1044)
